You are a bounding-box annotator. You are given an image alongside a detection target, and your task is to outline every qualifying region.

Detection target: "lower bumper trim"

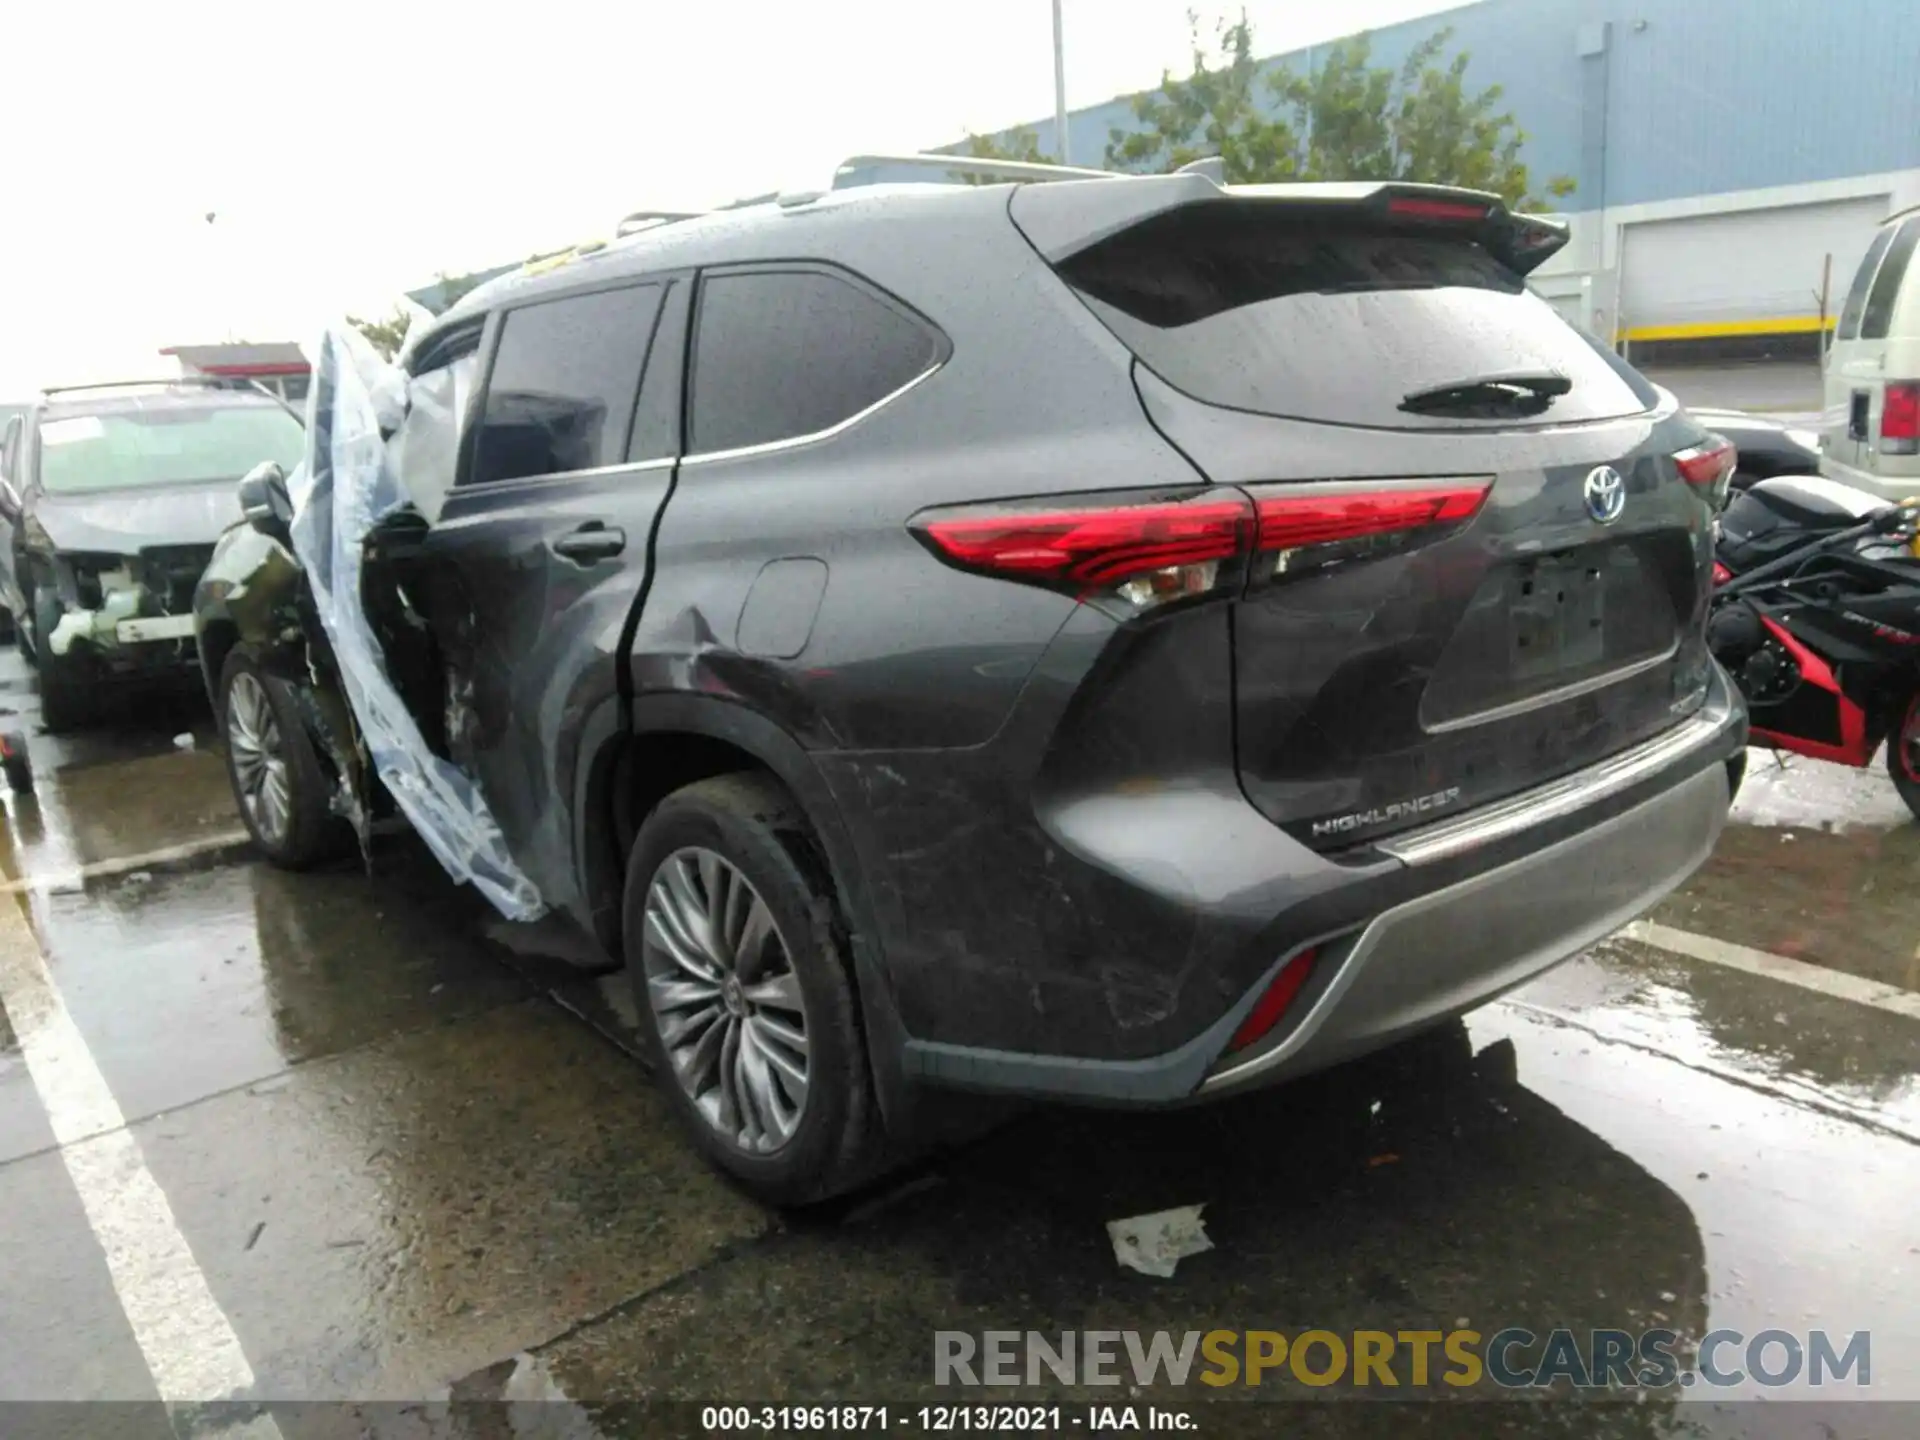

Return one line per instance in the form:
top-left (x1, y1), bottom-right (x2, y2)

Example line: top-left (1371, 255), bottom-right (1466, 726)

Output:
top-left (1200, 757), bottom-right (1730, 1096)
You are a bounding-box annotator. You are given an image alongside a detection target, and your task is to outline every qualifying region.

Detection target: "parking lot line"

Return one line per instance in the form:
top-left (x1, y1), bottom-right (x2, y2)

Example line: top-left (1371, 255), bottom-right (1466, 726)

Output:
top-left (0, 896), bottom-right (279, 1417)
top-left (1628, 919), bottom-right (1920, 1021)
top-left (0, 829), bottom-right (253, 897)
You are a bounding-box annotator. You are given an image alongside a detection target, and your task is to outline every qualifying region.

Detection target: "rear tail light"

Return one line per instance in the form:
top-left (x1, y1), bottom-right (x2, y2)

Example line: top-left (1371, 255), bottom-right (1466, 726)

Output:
top-left (1882, 382), bottom-right (1920, 456)
top-left (1712, 560), bottom-right (1733, 587)
top-left (1228, 947), bottom-right (1319, 1053)
top-left (913, 480), bottom-right (1491, 612)
top-left (1675, 437), bottom-right (1737, 495)
top-left (1247, 480), bottom-right (1492, 584)
top-left (1254, 484), bottom-right (1489, 553)
top-left (911, 489), bottom-right (1253, 612)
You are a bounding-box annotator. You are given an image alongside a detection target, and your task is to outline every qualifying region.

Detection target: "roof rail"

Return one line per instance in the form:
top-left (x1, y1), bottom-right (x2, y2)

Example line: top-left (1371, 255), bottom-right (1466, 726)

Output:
top-left (40, 377), bottom-right (224, 398)
top-left (615, 209), bottom-right (704, 238)
top-left (833, 152), bottom-right (1121, 186)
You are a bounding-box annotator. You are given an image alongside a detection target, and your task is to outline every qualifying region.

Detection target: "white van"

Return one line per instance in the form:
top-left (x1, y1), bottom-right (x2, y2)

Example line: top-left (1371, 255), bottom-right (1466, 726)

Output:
top-left (1822, 206), bottom-right (1920, 500)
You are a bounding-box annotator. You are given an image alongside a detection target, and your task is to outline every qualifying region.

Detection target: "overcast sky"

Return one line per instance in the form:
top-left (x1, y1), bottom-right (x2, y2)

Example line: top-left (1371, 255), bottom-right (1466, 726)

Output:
top-left (0, 0), bottom-right (1455, 394)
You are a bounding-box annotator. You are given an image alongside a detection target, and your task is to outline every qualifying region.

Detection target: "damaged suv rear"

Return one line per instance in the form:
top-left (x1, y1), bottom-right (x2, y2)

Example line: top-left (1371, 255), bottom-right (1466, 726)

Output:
top-left (194, 164), bottom-right (1746, 1204)
top-left (0, 382), bottom-right (306, 729)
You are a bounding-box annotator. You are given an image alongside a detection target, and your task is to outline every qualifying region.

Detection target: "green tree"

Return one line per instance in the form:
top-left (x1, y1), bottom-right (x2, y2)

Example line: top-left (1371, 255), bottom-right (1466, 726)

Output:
top-left (348, 305), bottom-right (413, 361)
top-left (952, 126), bottom-right (1049, 184)
top-left (1107, 10), bottom-right (1575, 209)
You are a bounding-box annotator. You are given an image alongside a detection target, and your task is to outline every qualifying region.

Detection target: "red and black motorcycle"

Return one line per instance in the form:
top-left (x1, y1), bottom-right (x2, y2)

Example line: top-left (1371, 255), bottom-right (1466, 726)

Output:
top-left (1708, 475), bottom-right (1920, 819)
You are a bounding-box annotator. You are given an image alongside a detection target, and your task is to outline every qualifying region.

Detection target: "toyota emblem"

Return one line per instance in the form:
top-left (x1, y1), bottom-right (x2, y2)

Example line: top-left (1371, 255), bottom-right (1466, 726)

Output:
top-left (1583, 465), bottom-right (1626, 525)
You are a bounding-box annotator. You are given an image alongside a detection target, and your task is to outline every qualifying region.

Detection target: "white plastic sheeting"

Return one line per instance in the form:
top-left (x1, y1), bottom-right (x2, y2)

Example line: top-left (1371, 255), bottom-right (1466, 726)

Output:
top-left (289, 322), bottom-right (545, 920)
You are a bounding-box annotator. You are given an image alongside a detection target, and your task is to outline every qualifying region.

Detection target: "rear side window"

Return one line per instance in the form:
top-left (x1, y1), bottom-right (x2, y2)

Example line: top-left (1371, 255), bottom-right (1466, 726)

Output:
top-left (1056, 204), bottom-right (1655, 429)
top-left (1836, 223), bottom-right (1898, 341)
top-left (1861, 216), bottom-right (1920, 341)
top-left (470, 283), bottom-right (663, 486)
top-left (689, 269), bottom-right (942, 455)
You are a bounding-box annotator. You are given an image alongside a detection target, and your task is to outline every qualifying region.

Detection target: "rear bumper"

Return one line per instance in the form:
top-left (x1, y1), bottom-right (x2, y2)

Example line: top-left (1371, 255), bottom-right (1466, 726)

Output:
top-left (900, 668), bottom-right (1743, 1104)
top-left (1199, 752), bottom-right (1727, 1097)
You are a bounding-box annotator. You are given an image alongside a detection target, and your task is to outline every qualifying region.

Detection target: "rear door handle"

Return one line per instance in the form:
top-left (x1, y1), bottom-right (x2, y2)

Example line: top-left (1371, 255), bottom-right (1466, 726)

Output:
top-left (551, 522), bottom-right (626, 563)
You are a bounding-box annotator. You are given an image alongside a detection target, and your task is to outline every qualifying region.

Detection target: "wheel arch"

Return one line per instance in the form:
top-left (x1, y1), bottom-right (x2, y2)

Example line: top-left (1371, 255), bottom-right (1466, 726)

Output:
top-left (571, 693), bottom-right (911, 1126)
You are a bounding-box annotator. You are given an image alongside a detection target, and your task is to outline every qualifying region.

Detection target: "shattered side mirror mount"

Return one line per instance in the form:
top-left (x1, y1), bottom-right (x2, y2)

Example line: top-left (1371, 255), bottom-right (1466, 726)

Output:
top-left (238, 461), bottom-right (294, 544)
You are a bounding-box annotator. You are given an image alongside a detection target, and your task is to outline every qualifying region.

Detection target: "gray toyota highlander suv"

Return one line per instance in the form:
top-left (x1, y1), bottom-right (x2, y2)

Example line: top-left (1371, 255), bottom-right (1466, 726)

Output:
top-left (197, 162), bottom-right (1747, 1203)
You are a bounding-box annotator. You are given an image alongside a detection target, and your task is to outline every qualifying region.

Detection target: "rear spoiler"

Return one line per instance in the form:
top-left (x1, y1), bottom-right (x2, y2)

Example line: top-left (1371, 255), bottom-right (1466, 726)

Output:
top-left (1009, 175), bottom-right (1570, 276)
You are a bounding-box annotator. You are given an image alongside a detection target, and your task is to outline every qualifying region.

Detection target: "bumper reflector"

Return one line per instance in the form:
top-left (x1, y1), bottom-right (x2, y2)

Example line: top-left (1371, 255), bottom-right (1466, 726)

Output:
top-left (1228, 946), bottom-right (1319, 1053)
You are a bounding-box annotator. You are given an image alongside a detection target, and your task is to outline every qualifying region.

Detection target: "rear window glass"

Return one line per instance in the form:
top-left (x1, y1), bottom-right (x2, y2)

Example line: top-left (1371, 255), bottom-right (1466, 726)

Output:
top-left (35, 402), bottom-right (305, 493)
top-left (1860, 216), bottom-right (1920, 341)
top-left (1835, 223), bottom-right (1896, 341)
top-left (1056, 205), bottom-right (1656, 429)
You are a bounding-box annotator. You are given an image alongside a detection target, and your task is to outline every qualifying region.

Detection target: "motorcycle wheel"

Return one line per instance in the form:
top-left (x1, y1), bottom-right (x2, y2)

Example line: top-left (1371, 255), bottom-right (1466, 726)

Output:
top-left (1888, 692), bottom-right (1920, 823)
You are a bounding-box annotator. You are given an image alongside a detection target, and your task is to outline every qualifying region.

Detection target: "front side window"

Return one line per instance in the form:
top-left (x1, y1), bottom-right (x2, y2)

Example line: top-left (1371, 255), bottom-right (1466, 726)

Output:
top-left (688, 269), bottom-right (942, 456)
top-left (34, 402), bottom-right (306, 493)
top-left (469, 284), bottom-right (664, 486)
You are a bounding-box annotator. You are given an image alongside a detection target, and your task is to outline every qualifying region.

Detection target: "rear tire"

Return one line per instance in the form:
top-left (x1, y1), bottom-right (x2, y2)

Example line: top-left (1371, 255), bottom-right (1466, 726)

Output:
top-left (1888, 692), bottom-right (1920, 823)
top-left (622, 771), bottom-right (882, 1206)
top-left (219, 649), bottom-right (347, 867)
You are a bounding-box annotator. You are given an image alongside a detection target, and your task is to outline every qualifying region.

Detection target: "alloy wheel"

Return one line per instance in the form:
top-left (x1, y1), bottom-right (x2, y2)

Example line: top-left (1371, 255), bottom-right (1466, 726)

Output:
top-left (641, 846), bottom-right (811, 1154)
top-left (226, 671), bottom-right (292, 847)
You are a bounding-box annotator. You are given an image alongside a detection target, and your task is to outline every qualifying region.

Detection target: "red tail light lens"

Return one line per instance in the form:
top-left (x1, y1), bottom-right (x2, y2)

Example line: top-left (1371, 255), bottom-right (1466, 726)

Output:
top-left (1882, 382), bottom-right (1920, 455)
top-left (1712, 560), bottom-right (1733, 587)
top-left (912, 489), bottom-right (1253, 610)
top-left (1253, 484), bottom-right (1491, 552)
top-left (1675, 438), bottom-right (1737, 490)
top-left (914, 480), bottom-right (1492, 609)
top-left (1228, 947), bottom-right (1319, 1053)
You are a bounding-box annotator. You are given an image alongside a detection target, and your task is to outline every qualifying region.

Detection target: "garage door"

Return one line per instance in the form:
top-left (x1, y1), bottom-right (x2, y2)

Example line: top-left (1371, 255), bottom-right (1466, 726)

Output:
top-left (1618, 195), bottom-right (1890, 339)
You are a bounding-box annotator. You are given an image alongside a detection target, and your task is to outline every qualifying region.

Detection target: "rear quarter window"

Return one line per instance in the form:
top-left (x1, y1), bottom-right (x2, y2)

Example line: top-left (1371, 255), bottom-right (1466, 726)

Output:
top-left (1835, 223), bottom-right (1896, 341)
top-left (1860, 216), bottom-right (1920, 341)
top-left (688, 268), bottom-right (943, 456)
top-left (1057, 203), bottom-right (1656, 429)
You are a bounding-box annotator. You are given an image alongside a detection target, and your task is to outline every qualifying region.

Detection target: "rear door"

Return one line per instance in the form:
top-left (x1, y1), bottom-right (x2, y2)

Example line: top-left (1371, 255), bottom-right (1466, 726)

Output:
top-left (402, 273), bottom-right (689, 906)
top-left (1026, 190), bottom-right (1722, 850)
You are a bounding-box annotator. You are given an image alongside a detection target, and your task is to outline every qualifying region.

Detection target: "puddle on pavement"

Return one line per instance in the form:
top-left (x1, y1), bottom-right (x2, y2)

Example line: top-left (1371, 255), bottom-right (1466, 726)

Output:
top-left (12, 854), bottom-right (534, 1133)
top-left (133, 998), bottom-right (768, 1402)
top-left (1658, 817), bottom-right (1920, 993)
top-left (1470, 1005), bottom-right (1920, 1406)
top-left (518, 1029), bottom-right (1716, 1410)
top-left (1519, 944), bottom-right (1920, 1141)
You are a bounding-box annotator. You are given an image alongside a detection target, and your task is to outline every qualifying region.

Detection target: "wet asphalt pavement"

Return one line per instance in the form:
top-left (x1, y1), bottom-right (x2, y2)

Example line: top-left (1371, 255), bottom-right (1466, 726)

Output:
top-left (0, 634), bottom-right (1914, 1440)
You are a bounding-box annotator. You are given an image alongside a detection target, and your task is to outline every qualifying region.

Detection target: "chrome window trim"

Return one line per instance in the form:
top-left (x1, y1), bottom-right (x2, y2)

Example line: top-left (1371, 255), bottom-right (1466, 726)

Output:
top-left (680, 362), bottom-right (943, 467)
top-left (1378, 708), bottom-right (1732, 868)
top-left (453, 456), bottom-right (676, 494)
